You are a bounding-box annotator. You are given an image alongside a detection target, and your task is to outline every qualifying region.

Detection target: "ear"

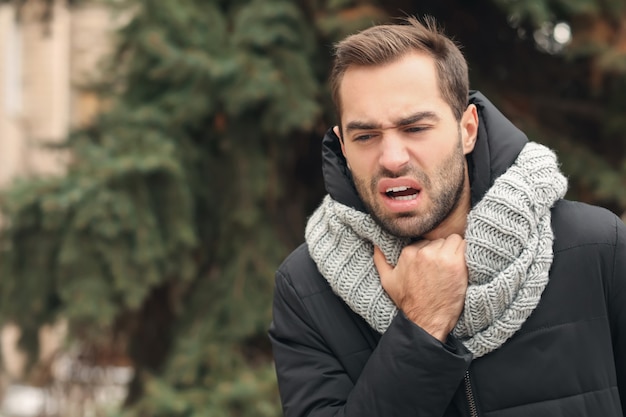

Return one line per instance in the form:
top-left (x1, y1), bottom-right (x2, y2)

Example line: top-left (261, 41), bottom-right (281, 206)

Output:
top-left (333, 125), bottom-right (347, 157)
top-left (460, 104), bottom-right (478, 155)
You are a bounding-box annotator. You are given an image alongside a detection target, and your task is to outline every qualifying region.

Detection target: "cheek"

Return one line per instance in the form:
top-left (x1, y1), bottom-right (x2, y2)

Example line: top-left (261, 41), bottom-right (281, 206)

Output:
top-left (347, 161), bottom-right (365, 182)
top-left (344, 148), bottom-right (372, 174)
top-left (346, 158), bottom-right (376, 193)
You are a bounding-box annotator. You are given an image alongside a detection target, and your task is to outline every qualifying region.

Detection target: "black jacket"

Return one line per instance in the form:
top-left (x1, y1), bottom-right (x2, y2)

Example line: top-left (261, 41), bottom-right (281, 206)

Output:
top-left (269, 92), bottom-right (626, 416)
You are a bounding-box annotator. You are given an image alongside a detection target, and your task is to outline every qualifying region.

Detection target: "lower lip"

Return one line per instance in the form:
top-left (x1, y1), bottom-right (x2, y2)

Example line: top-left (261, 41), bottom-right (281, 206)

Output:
top-left (381, 193), bottom-right (422, 213)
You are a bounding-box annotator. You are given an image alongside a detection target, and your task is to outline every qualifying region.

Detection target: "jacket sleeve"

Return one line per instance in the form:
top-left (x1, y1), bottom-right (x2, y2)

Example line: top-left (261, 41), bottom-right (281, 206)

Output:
top-left (610, 216), bottom-right (626, 409)
top-left (269, 267), bottom-right (473, 417)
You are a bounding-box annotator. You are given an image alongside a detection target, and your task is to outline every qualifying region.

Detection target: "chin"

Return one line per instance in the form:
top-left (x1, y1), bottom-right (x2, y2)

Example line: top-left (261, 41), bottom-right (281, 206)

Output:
top-left (377, 217), bottom-right (422, 238)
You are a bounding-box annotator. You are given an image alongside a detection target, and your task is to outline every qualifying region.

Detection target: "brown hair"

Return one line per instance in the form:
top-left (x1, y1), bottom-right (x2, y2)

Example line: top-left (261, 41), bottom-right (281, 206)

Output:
top-left (330, 16), bottom-right (469, 126)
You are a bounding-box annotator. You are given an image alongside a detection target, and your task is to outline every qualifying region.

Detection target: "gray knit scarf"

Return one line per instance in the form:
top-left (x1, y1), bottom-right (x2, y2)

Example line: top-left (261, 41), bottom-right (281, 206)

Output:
top-left (305, 142), bottom-right (568, 358)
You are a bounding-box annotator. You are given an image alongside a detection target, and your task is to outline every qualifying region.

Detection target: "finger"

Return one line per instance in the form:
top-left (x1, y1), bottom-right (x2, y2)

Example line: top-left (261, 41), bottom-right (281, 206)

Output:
top-left (404, 239), bottom-right (430, 255)
top-left (374, 246), bottom-right (397, 294)
top-left (442, 234), bottom-right (464, 253)
top-left (456, 238), bottom-right (466, 255)
top-left (431, 238), bottom-right (447, 249)
top-left (445, 234), bottom-right (465, 254)
top-left (373, 245), bottom-right (393, 279)
top-left (410, 238), bottom-right (430, 249)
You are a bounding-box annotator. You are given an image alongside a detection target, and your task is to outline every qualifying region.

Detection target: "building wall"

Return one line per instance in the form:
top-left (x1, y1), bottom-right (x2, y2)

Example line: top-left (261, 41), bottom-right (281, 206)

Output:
top-left (0, 0), bottom-right (116, 187)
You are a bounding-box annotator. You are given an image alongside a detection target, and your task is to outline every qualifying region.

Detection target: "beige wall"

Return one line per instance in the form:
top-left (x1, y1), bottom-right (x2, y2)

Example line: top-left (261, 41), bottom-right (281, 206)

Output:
top-left (0, 4), bottom-right (27, 187)
top-left (0, 0), bottom-right (117, 186)
top-left (0, 0), bottom-right (117, 382)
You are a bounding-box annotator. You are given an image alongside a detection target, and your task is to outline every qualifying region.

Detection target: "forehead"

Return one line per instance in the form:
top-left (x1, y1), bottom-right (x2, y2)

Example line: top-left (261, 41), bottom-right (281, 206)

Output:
top-left (338, 52), bottom-right (451, 126)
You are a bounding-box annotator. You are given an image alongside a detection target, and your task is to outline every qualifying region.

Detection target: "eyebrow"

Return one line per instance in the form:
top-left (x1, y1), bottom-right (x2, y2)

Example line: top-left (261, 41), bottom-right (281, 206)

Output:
top-left (345, 111), bottom-right (440, 133)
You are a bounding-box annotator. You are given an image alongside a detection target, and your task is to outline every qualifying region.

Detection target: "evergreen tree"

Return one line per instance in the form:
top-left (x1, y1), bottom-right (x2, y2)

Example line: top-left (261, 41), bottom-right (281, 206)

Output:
top-left (402, 0), bottom-right (626, 213)
top-left (0, 0), bottom-right (385, 415)
top-left (1, 0), bottom-right (625, 416)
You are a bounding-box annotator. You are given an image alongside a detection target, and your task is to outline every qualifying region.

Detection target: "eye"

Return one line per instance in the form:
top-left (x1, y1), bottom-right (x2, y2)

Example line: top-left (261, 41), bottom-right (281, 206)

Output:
top-left (353, 133), bottom-right (375, 142)
top-left (405, 126), bottom-right (428, 133)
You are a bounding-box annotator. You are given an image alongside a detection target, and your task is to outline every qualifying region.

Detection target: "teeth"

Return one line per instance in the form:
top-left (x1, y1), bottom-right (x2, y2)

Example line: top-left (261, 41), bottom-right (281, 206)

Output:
top-left (391, 194), bottom-right (417, 201)
top-left (386, 186), bottom-right (409, 193)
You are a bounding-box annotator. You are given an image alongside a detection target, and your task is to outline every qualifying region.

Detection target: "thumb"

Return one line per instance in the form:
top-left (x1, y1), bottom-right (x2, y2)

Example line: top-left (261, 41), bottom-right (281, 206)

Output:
top-left (373, 245), bottom-right (393, 281)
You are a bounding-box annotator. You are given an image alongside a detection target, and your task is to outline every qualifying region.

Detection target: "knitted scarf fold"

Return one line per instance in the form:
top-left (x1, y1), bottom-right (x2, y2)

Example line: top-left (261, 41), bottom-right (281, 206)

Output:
top-left (305, 142), bottom-right (568, 358)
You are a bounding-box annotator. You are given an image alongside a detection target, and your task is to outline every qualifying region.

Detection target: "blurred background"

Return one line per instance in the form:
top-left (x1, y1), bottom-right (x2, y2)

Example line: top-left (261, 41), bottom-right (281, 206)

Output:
top-left (0, 0), bottom-right (625, 416)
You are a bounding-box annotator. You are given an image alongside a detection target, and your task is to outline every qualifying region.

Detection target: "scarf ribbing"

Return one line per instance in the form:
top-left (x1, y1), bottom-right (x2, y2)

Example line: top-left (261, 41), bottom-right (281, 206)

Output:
top-left (305, 142), bottom-right (568, 358)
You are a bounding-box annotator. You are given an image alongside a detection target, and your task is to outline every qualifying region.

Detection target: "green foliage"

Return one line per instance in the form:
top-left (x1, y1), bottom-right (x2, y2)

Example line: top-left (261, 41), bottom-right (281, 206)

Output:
top-left (0, 0), bottom-right (386, 414)
top-left (492, 0), bottom-right (605, 24)
top-left (3, 0), bottom-right (626, 415)
top-left (484, 0), bottom-right (626, 212)
top-left (117, 364), bottom-right (280, 417)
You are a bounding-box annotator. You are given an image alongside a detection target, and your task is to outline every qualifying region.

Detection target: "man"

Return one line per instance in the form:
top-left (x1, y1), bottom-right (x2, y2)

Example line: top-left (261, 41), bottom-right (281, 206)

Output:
top-left (269, 16), bottom-right (626, 417)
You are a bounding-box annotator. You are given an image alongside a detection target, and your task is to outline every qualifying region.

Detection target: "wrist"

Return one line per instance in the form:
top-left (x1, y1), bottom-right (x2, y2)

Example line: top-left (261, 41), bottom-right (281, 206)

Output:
top-left (404, 310), bottom-right (453, 342)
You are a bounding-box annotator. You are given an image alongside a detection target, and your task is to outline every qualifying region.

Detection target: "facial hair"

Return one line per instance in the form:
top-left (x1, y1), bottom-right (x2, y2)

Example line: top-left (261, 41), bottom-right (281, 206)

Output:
top-left (352, 134), bottom-right (467, 239)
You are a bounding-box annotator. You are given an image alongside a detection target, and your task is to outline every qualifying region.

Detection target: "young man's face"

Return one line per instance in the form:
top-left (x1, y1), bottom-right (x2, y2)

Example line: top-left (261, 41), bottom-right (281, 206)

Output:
top-left (335, 51), bottom-right (478, 239)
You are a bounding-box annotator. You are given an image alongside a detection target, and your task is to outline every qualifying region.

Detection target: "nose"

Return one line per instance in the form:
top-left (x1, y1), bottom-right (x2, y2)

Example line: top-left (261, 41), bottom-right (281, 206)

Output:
top-left (379, 134), bottom-right (409, 173)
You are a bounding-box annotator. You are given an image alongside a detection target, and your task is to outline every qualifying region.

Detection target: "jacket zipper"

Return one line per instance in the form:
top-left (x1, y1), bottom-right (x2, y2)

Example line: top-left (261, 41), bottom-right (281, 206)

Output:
top-left (464, 371), bottom-right (479, 417)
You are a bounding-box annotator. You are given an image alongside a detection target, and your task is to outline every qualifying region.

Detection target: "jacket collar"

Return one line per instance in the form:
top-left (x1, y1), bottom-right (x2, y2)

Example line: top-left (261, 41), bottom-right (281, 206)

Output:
top-left (321, 91), bottom-right (529, 212)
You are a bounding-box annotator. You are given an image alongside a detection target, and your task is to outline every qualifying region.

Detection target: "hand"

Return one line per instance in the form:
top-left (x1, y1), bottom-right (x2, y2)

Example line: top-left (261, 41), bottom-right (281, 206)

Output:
top-left (373, 235), bottom-right (468, 342)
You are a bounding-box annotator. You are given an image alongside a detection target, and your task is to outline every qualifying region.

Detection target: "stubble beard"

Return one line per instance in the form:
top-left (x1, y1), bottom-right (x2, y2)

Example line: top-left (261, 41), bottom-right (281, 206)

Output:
top-left (353, 138), bottom-right (467, 239)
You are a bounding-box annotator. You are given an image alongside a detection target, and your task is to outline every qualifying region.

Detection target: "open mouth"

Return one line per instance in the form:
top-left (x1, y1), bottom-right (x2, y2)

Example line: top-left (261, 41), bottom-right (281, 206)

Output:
top-left (385, 186), bottom-right (419, 201)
